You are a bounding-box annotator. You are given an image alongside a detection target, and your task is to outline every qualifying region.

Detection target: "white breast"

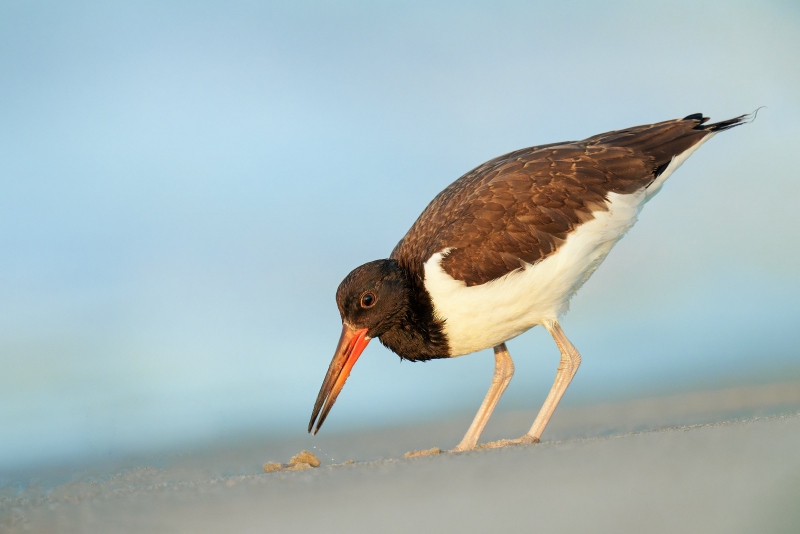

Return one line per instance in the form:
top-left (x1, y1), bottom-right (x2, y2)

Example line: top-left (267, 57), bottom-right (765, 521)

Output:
top-left (423, 139), bottom-right (708, 356)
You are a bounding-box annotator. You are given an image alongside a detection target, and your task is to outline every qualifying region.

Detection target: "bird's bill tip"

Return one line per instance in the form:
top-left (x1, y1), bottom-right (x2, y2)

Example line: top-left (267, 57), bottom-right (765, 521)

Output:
top-left (308, 324), bottom-right (370, 434)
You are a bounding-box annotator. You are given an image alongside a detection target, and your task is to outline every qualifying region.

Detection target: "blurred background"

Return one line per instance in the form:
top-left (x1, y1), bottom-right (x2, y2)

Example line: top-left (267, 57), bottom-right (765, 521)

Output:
top-left (1, 0), bottom-right (798, 476)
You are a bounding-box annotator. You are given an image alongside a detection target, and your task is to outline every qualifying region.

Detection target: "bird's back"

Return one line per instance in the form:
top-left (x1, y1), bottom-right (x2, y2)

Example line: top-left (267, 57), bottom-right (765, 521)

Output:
top-left (392, 114), bottom-right (748, 288)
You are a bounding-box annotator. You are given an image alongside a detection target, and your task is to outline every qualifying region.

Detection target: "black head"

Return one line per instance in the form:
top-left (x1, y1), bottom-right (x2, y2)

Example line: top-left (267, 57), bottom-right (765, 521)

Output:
top-left (307, 259), bottom-right (410, 435)
top-left (335, 259), bottom-right (411, 339)
top-left (309, 258), bottom-right (449, 435)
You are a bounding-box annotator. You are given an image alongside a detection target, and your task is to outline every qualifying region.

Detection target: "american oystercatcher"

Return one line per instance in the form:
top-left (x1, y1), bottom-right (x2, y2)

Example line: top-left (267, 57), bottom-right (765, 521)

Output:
top-left (309, 112), bottom-right (752, 451)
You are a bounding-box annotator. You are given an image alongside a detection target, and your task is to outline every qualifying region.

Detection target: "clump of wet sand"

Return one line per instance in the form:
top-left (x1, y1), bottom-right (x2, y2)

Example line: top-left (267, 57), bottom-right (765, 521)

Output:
top-left (262, 462), bottom-right (283, 473)
top-left (263, 450), bottom-right (321, 473)
top-left (290, 450), bottom-right (321, 467)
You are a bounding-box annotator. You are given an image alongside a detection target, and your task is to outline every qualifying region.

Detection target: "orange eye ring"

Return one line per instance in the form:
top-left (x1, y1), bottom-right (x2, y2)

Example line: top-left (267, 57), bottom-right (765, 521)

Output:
top-left (360, 292), bottom-right (376, 308)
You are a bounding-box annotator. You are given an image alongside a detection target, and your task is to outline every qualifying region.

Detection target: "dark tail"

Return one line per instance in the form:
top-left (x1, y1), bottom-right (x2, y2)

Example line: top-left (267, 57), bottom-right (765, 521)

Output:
top-left (685, 107), bottom-right (763, 133)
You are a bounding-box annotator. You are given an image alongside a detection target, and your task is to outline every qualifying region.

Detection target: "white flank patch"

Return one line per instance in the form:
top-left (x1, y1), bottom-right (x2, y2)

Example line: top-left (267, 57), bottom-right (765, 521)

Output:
top-left (424, 190), bottom-right (646, 356)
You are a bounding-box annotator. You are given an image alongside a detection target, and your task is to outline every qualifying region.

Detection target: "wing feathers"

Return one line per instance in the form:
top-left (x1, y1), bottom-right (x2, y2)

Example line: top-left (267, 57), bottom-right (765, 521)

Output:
top-left (391, 114), bottom-right (745, 287)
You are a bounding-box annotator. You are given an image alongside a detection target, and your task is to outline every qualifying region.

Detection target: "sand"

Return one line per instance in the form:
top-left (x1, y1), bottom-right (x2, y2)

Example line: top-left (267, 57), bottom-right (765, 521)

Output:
top-left (3, 381), bottom-right (800, 533)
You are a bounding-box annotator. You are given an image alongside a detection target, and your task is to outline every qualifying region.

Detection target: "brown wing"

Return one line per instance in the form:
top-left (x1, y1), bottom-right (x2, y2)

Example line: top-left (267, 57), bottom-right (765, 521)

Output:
top-left (391, 114), bottom-right (747, 287)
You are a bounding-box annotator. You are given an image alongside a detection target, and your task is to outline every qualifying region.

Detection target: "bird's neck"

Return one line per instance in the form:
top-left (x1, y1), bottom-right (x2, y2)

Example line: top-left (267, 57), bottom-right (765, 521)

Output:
top-left (378, 270), bottom-right (450, 361)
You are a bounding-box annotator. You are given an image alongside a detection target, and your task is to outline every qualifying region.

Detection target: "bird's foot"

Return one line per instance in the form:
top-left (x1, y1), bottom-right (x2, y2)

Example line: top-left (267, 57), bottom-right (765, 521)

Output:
top-left (478, 435), bottom-right (540, 449)
top-left (478, 438), bottom-right (519, 449)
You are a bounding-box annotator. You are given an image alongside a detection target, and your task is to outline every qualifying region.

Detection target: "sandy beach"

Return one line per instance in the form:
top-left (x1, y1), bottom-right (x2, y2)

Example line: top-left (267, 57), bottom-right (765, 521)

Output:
top-left (3, 380), bottom-right (799, 534)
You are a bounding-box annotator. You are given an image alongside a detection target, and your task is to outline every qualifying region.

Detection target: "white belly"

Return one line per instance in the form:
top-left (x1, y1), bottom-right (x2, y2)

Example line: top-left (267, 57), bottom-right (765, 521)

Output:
top-left (423, 190), bottom-right (646, 356)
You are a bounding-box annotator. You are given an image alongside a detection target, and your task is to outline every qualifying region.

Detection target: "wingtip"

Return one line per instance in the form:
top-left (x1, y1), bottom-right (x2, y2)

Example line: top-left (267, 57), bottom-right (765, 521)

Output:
top-left (746, 106), bottom-right (765, 123)
top-left (701, 107), bottom-right (763, 132)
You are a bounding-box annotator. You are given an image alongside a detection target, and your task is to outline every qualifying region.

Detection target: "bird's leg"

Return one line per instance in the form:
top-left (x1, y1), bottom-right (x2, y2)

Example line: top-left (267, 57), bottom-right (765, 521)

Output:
top-left (452, 343), bottom-right (515, 452)
top-left (522, 319), bottom-right (581, 443)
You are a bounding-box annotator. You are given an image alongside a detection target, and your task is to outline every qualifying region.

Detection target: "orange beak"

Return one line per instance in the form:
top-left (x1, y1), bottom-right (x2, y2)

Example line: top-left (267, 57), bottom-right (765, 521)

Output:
top-left (308, 324), bottom-right (371, 434)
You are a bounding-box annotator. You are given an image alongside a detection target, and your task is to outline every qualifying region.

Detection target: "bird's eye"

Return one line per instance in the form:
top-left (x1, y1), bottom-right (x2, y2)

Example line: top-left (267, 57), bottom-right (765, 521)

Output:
top-left (360, 292), bottom-right (376, 308)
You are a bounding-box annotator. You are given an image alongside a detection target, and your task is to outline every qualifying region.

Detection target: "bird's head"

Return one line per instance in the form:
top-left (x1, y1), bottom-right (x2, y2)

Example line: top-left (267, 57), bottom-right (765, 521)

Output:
top-left (335, 259), bottom-right (410, 338)
top-left (308, 259), bottom-right (410, 435)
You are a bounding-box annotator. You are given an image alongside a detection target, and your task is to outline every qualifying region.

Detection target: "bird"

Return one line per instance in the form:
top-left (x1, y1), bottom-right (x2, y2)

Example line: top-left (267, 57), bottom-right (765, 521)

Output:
top-left (308, 112), bottom-right (753, 451)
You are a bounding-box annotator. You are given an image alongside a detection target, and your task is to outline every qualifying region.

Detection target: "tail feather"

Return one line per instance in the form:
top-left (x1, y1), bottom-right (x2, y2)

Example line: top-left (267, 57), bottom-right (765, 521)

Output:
top-left (692, 107), bottom-right (762, 133)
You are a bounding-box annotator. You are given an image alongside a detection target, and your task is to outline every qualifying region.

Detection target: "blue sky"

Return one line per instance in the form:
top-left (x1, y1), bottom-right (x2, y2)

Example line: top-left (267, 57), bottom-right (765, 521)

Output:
top-left (1, 0), bottom-right (799, 471)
